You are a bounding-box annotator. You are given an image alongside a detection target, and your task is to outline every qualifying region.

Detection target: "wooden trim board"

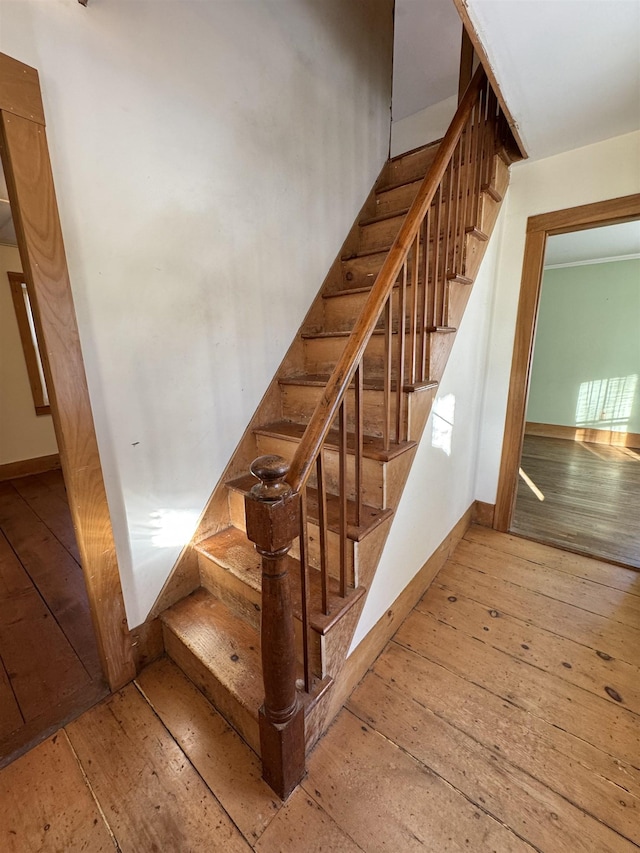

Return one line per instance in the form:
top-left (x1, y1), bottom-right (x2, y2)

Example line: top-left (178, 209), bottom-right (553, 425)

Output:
top-left (450, 0), bottom-right (527, 160)
top-left (0, 454), bottom-right (61, 482)
top-left (494, 194), bottom-right (640, 532)
top-left (472, 500), bottom-right (495, 528)
top-left (320, 506), bottom-right (473, 730)
top-left (525, 422), bottom-right (640, 450)
top-left (0, 52), bottom-right (135, 690)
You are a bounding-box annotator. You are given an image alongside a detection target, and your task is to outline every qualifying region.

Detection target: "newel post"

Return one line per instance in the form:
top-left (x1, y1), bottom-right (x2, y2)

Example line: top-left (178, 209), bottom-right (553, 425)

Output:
top-left (244, 455), bottom-right (305, 798)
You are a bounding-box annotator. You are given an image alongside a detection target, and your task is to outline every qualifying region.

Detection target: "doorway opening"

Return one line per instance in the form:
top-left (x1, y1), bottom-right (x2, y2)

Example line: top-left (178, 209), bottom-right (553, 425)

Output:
top-left (0, 169), bottom-right (108, 766)
top-left (495, 194), bottom-right (640, 571)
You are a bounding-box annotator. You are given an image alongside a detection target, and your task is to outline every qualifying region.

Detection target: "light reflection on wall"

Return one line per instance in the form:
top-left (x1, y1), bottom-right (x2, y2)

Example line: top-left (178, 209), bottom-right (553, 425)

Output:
top-left (575, 374), bottom-right (638, 432)
top-left (150, 508), bottom-right (199, 548)
top-left (431, 393), bottom-right (455, 456)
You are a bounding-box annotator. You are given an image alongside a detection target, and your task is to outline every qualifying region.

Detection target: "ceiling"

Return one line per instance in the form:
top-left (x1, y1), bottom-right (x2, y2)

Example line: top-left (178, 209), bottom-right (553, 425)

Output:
top-left (393, 1), bottom-right (640, 161)
top-left (392, 0), bottom-right (462, 121)
top-left (465, 0), bottom-right (640, 160)
top-left (544, 220), bottom-right (640, 268)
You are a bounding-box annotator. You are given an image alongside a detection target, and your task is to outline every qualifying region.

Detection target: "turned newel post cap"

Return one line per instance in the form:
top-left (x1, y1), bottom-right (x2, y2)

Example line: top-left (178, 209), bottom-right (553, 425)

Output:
top-left (250, 455), bottom-right (292, 502)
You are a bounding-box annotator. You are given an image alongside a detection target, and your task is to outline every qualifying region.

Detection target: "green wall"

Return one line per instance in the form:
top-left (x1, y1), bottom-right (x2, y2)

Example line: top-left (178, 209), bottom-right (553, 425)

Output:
top-left (526, 258), bottom-right (640, 434)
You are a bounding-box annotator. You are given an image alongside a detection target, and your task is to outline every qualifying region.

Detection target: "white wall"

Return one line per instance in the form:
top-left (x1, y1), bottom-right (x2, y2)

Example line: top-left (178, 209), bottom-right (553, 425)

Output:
top-left (0, 0), bottom-right (393, 627)
top-left (390, 95), bottom-right (457, 157)
top-left (475, 131), bottom-right (640, 504)
top-left (527, 260), bottom-right (640, 434)
top-left (351, 207), bottom-right (506, 648)
top-left (0, 245), bottom-right (58, 466)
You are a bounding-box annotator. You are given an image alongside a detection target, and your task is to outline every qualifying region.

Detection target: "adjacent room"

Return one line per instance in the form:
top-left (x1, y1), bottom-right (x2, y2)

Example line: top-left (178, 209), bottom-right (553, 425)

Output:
top-left (512, 221), bottom-right (640, 568)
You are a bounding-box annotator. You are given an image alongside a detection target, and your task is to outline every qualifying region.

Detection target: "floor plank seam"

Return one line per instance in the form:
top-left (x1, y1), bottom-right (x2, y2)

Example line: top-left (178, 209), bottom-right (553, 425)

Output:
top-left (62, 727), bottom-right (122, 852)
top-left (364, 659), bottom-right (640, 848)
top-left (131, 677), bottom-right (262, 847)
top-left (414, 597), bottom-right (640, 720)
top-left (447, 559), bottom-right (640, 633)
top-left (344, 704), bottom-right (545, 852)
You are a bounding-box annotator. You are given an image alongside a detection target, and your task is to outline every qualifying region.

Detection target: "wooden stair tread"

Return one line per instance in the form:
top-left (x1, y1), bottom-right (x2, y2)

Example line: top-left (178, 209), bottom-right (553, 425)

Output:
top-left (359, 208), bottom-right (410, 228)
top-left (226, 474), bottom-right (393, 542)
top-left (279, 373), bottom-right (438, 394)
top-left (254, 420), bottom-right (416, 462)
top-left (301, 328), bottom-right (390, 340)
top-left (162, 588), bottom-right (263, 715)
top-left (197, 527), bottom-right (366, 635)
top-left (302, 327), bottom-right (456, 342)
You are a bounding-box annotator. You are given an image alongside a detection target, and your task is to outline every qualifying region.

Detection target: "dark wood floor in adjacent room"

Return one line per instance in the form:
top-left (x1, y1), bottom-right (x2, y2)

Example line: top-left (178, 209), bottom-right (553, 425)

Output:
top-left (513, 434), bottom-right (640, 568)
top-left (1, 525), bottom-right (638, 851)
top-left (0, 470), bottom-right (107, 767)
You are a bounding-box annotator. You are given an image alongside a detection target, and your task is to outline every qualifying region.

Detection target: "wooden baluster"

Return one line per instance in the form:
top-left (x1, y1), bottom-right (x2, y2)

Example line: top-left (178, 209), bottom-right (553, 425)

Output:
top-left (338, 401), bottom-right (348, 597)
top-left (485, 87), bottom-right (498, 187)
top-left (383, 296), bottom-right (392, 452)
top-left (244, 455), bottom-right (304, 799)
top-left (441, 162), bottom-right (454, 326)
top-left (429, 183), bottom-right (442, 347)
top-left (461, 112), bottom-right (472, 234)
top-left (298, 489), bottom-right (311, 693)
top-left (420, 215), bottom-right (430, 382)
top-left (315, 453), bottom-right (329, 615)
top-left (451, 136), bottom-right (463, 279)
top-left (409, 234), bottom-right (420, 385)
top-left (474, 88), bottom-right (486, 225)
top-left (354, 363), bottom-right (363, 528)
top-left (468, 103), bottom-right (479, 230)
top-left (396, 259), bottom-right (407, 442)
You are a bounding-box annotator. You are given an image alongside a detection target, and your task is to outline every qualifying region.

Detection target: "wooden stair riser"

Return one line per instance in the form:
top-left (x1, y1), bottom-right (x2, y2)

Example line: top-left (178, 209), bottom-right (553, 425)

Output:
top-left (374, 179), bottom-right (422, 217)
top-left (340, 251), bottom-right (386, 291)
top-left (255, 432), bottom-right (387, 509)
top-left (197, 549), bottom-right (262, 629)
top-left (323, 282), bottom-right (434, 334)
top-left (162, 621), bottom-right (261, 755)
top-left (280, 382), bottom-right (410, 439)
top-left (379, 143), bottom-right (439, 188)
top-left (304, 330), bottom-right (449, 383)
top-left (357, 213), bottom-right (407, 254)
top-left (227, 487), bottom-right (357, 584)
top-left (194, 552), bottom-right (325, 681)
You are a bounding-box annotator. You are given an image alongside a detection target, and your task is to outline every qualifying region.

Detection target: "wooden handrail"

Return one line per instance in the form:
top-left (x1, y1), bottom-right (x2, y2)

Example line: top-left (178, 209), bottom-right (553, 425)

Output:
top-left (287, 65), bottom-right (487, 493)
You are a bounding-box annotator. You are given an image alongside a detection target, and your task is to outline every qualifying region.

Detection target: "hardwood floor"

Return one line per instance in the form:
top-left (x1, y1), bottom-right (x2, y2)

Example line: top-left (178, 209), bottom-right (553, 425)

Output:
top-left (513, 434), bottom-right (640, 568)
top-left (1, 525), bottom-right (638, 851)
top-left (0, 470), bottom-right (107, 767)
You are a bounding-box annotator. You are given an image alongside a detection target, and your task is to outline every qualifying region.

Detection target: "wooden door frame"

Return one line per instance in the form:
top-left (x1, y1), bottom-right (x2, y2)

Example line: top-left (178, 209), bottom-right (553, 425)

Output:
top-left (0, 53), bottom-right (135, 689)
top-left (494, 192), bottom-right (640, 531)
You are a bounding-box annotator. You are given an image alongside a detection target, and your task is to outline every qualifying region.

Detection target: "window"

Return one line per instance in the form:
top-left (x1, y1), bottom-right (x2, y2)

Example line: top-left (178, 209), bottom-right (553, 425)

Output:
top-left (7, 271), bottom-right (51, 416)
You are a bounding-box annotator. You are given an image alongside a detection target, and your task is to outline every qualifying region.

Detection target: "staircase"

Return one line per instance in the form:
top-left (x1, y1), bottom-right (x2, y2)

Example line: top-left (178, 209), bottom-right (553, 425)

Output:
top-left (154, 68), bottom-right (519, 798)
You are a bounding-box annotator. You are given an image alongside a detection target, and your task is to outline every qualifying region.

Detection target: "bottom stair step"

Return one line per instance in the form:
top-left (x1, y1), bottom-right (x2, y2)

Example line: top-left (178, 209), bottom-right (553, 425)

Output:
top-left (197, 526), bottom-right (367, 634)
top-left (161, 589), bottom-right (262, 754)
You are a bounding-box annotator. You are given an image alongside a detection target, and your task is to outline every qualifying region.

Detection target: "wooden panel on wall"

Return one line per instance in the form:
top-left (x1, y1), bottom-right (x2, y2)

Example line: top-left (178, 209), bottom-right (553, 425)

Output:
top-left (0, 54), bottom-right (44, 126)
top-left (0, 82), bottom-right (134, 689)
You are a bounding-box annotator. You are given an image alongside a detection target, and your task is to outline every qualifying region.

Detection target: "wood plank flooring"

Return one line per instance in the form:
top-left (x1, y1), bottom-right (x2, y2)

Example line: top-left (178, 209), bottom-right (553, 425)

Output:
top-left (0, 471), bottom-right (107, 766)
top-left (1, 526), bottom-right (638, 850)
top-left (513, 434), bottom-right (640, 568)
